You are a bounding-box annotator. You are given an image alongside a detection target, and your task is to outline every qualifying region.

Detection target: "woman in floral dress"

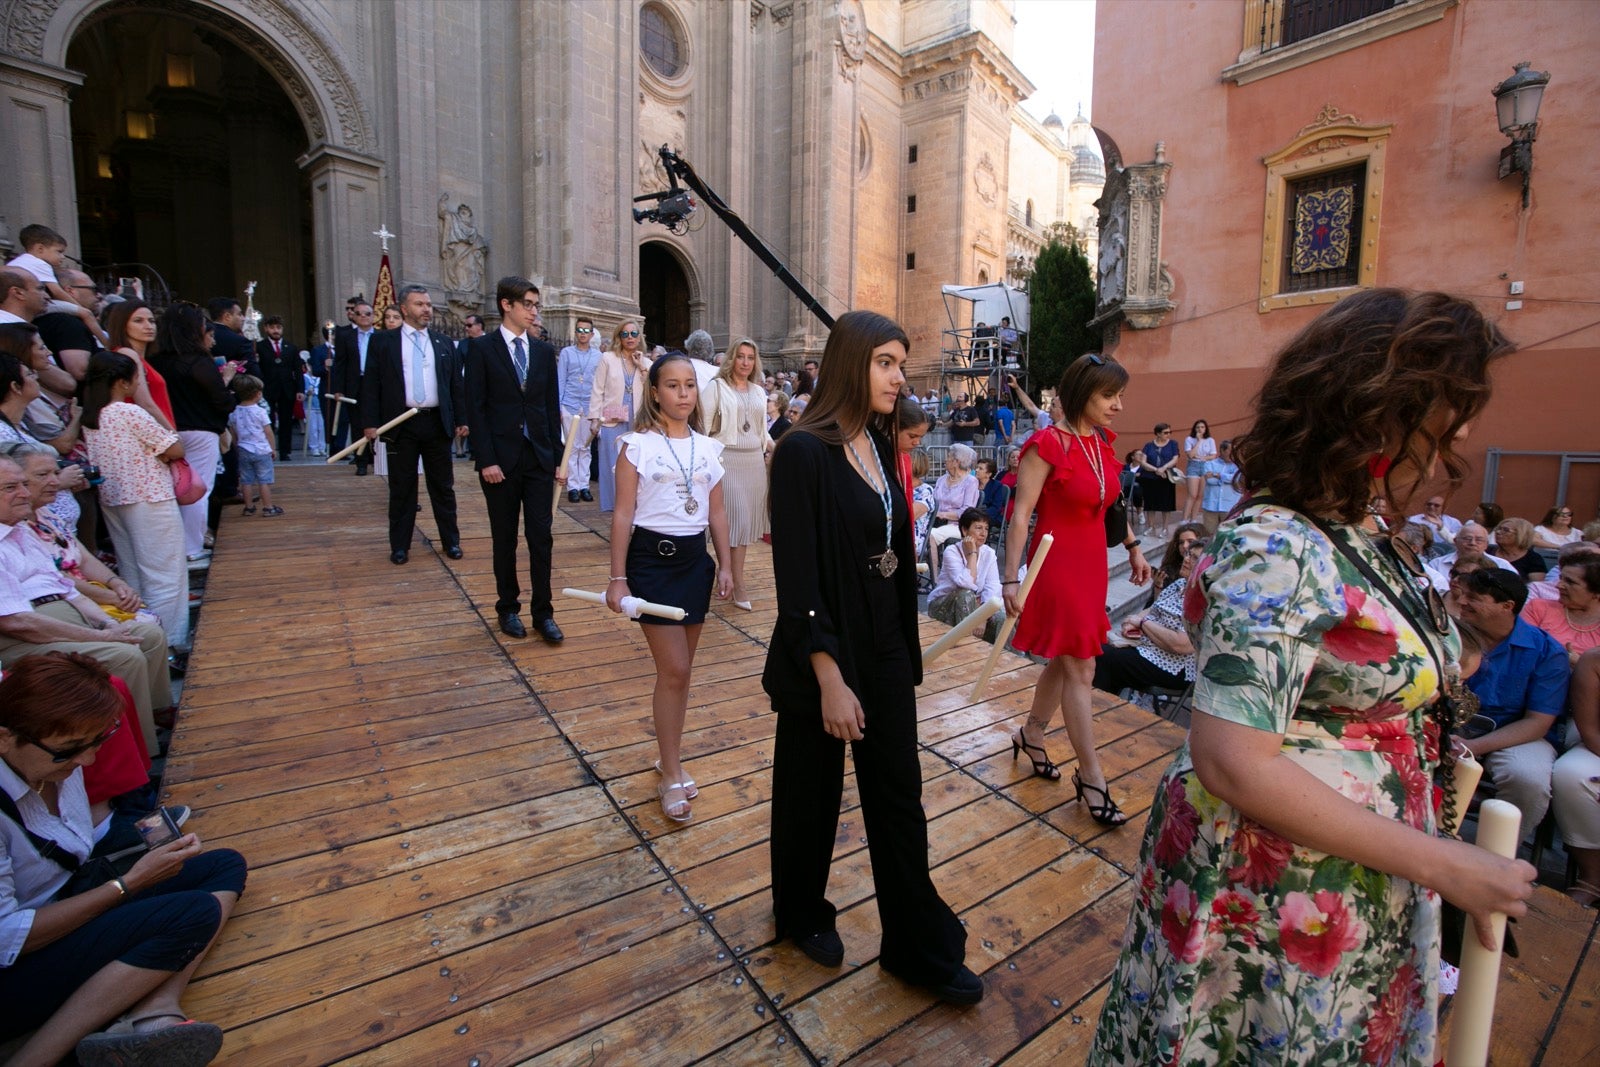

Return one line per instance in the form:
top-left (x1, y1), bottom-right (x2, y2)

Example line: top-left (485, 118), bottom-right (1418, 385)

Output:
top-left (1090, 290), bottom-right (1537, 1066)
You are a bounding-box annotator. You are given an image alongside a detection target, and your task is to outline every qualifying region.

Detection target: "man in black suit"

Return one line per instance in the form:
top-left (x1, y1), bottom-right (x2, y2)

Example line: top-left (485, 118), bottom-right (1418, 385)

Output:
top-left (464, 276), bottom-right (565, 642)
top-left (454, 314), bottom-right (484, 459)
top-left (330, 301), bottom-right (377, 472)
top-left (206, 296), bottom-right (256, 512)
top-left (359, 286), bottom-right (468, 564)
top-left (256, 315), bottom-right (301, 460)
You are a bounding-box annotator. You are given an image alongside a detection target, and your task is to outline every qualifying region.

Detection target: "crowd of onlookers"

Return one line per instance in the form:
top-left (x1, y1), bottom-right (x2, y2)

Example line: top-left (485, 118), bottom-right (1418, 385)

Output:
top-left (3, 225), bottom-right (245, 1065)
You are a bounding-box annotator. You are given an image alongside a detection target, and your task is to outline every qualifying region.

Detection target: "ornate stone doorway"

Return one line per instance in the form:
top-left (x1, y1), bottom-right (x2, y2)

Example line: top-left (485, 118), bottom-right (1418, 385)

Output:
top-left (66, 7), bottom-right (314, 335)
top-left (638, 240), bottom-right (693, 352)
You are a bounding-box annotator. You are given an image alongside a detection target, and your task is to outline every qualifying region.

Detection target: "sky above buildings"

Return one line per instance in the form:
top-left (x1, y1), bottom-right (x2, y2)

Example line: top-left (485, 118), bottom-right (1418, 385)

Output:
top-left (1013, 0), bottom-right (1096, 124)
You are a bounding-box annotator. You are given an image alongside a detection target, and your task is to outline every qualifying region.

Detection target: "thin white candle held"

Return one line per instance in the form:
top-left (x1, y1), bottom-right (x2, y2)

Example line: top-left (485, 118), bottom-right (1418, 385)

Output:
top-left (1444, 798), bottom-right (1522, 1067)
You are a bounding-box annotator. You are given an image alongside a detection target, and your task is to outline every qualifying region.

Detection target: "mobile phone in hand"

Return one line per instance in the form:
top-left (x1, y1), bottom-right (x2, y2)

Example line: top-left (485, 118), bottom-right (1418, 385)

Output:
top-left (134, 806), bottom-right (183, 848)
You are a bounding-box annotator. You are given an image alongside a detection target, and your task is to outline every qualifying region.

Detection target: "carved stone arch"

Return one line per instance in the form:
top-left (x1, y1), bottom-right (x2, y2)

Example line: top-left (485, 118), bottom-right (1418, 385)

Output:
top-left (639, 235), bottom-right (703, 307)
top-left (11, 0), bottom-right (374, 153)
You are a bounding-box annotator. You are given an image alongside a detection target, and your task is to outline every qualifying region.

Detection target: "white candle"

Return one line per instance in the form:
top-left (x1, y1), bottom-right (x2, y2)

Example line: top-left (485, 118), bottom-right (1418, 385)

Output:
top-left (1445, 798), bottom-right (1521, 1067)
top-left (560, 587), bottom-right (686, 621)
top-left (923, 597), bottom-right (1005, 665)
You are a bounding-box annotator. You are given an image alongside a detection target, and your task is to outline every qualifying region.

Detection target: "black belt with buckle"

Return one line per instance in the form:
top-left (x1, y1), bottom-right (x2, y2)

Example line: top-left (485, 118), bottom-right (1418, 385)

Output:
top-left (30, 593), bottom-right (68, 607)
top-left (632, 528), bottom-right (705, 558)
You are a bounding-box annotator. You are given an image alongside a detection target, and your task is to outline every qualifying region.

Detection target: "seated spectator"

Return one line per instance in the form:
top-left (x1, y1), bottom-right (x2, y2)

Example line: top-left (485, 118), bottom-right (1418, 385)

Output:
top-left (0, 339), bottom-right (87, 535)
top-left (1527, 543), bottom-right (1600, 601)
top-left (0, 651), bottom-right (245, 1067)
top-left (1395, 521), bottom-right (1450, 592)
top-left (1457, 569), bottom-right (1571, 837)
top-left (765, 391), bottom-right (791, 440)
top-left (1492, 517), bottom-right (1545, 580)
top-left (1436, 520), bottom-right (1516, 574)
top-left (928, 508), bottom-right (1002, 643)
top-left (0, 455), bottom-right (171, 752)
top-left (1586, 519), bottom-right (1600, 544)
top-left (1407, 492), bottom-right (1462, 551)
top-left (1445, 557), bottom-right (1489, 619)
top-left (1552, 646), bottom-right (1600, 907)
top-left (1000, 447), bottom-right (1022, 524)
top-left (1199, 439), bottom-right (1241, 534)
top-left (932, 443), bottom-right (979, 526)
top-left (909, 450), bottom-right (934, 568)
top-left (1094, 536), bottom-right (1202, 698)
top-left (0, 323), bottom-right (78, 453)
top-left (1521, 554), bottom-right (1600, 665)
top-left (1533, 505), bottom-right (1583, 550)
top-left (1144, 523), bottom-right (1206, 609)
top-left (1471, 503), bottom-right (1505, 546)
top-left (975, 457), bottom-right (1007, 530)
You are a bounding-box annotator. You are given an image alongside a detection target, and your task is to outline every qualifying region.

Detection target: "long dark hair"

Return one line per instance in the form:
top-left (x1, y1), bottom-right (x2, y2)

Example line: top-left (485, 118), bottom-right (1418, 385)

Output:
top-left (1057, 353), bottom-right (1129, 431)
top-left (156, 303), bottom-right (212, 360)
top-left (80, 350), bottom-right (138, 429)
top-left (785, 310), bottom-right (908, 449)
top-left (106, 299), bottom-right (152, 352)
top-left (1234, 289), bottom-right (1512, 523)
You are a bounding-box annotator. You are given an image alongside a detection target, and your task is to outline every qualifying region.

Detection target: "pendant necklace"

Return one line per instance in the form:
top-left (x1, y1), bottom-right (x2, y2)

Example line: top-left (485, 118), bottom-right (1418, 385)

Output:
top-left (845, 432), bottom-right (897, 577)
top-left (661, 430), bottom-right (699, 516)
top-left (740, 386), bottom-right (753, 433)
top-left (1071, 425), bottom-right (1107, 503)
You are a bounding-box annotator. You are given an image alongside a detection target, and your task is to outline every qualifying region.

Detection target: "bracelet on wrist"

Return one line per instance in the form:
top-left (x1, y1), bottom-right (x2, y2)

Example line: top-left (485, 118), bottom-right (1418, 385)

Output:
top-left (110, 876), bottom-right (128, 898)
top-left (608, 576), bottom-right (627, 583)
top-left (1001, 580), bottom-right (1019, 587)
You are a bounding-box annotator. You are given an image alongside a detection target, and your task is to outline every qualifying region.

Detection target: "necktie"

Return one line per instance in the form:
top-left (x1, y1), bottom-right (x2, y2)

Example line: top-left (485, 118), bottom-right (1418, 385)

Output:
top-left (512, 336), bottom-right (528, 387)
top-left (410, 332), bottom-right (428, 406)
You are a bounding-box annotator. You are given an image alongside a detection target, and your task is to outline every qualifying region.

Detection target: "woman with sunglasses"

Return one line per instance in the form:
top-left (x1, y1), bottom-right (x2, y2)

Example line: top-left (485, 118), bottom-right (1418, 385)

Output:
top-left (1091, 290), bottom-right (1536, 1066)
top-left (589, 321), bottom-right (653, 512)
top-left (1534, 505), bottom-right (1582, 550)
top-left (0, 652), bottom-right (247, 1067)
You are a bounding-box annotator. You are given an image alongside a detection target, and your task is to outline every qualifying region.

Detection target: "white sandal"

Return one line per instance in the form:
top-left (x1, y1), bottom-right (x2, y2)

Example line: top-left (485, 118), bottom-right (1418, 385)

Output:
top-left (654, 759), bottom-right (697, 799)
top-left (659, 781), bottom-right (693, 823)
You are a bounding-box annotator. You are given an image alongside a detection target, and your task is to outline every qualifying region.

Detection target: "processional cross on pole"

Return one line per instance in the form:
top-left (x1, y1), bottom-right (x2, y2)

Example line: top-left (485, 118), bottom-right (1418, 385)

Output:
top-left (373, 225), bottom-right (395, 252)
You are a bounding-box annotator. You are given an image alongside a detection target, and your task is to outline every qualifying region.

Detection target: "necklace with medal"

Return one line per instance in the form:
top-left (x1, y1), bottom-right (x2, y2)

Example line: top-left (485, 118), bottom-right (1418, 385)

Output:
top-left (1065, 425), bottom-right (1106, 503)
top-left (845, 432), bottom-right (897, 577)
top-left (661, 431), bottom-right (699, 516)
top-left (741, 386), bottom-right (753, 433)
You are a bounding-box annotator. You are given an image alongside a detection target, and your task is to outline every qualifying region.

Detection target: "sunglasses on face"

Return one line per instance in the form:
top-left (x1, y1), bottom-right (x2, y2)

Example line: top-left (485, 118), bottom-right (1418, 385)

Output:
top-left (14, 719), bottom-right (121, 763)
top-left (620, 330), bottom-right (641, 338)
top-left (575, 327), bottom-right (593, 334)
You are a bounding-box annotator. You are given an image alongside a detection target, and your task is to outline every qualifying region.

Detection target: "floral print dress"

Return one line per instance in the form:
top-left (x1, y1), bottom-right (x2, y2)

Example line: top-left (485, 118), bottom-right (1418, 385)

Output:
top-left (1090, 502), bottom-right (1457, 1067)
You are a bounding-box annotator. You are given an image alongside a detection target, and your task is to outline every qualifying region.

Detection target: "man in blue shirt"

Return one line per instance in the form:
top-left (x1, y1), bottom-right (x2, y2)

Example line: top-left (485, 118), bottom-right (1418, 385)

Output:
top-left (1458, 569), bottom-right (1570, 837)
top-left (994, 399), bottom-right (1014, 446)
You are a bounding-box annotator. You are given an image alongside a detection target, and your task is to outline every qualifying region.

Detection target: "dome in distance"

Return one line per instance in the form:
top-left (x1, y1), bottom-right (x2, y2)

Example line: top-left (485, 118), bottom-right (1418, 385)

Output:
top-left (1042, 110), bottom-right (1065, 133)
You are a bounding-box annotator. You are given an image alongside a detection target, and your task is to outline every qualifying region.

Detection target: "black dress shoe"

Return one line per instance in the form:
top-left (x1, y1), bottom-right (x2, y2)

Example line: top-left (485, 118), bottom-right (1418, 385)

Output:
top-left (795, 930), bottom-right (844, 968)
top-left (356, 466), bottom-right (369, 476)
top-left (579, 489), bottom-right (594, 502)
top-left (390, 550), bottom-right (408, 565)
top-left (498, 612), bottom-right (526, 638)
top-left (567, 489), bottom-right (580, 503)
top-left (534, 617), bottom-right (564, 644)
top-left (931, 966), bottom-right (984, 1006)
top-left (445, 544), bottom-right (463, 560)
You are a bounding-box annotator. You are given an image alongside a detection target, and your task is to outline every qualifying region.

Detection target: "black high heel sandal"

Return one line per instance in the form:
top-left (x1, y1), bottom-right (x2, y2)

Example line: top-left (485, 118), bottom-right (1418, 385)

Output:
top-left (1012, 728), bottom-right (1061, 781)
top-left (1073, 770), bottom-right (1129, 826)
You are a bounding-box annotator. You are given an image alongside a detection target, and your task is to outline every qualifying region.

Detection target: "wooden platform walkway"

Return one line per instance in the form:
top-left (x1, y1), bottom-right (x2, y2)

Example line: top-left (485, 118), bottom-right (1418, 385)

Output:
top-left (164, 463), bottom-right (1597, 1065)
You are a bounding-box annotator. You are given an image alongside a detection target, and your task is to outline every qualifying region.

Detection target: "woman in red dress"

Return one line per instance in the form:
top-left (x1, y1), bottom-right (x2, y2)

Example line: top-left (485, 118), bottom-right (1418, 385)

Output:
top-left (1003, 354), bottom-right (1151, 824)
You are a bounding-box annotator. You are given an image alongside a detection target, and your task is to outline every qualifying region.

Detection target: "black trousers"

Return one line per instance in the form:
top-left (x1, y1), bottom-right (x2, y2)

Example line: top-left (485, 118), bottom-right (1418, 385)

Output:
top-left (384, 410), bottom-right (459, 553)
top-left (769, 573), bottom-right (966, 985)
top-left (479, 438), bottom-right (555, 618)
top-left (267, 390), bottom-right (296, 459)
top-left (1092, 643), bottom-right (1188, 695)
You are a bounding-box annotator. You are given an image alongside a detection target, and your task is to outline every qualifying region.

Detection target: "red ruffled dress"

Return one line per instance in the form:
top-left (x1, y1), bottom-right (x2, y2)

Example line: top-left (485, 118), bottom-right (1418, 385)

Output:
top-left (1012, 426), bottom-right (1117, 660)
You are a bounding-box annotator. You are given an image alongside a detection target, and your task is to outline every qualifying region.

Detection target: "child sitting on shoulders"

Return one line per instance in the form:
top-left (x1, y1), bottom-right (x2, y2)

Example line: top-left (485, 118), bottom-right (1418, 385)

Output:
top-left (928, 507), bottom-right (1003, 642)
top-left (607, 351), bottom-right (733, 824)
top-left (228, 375), bottom-right (281, 516)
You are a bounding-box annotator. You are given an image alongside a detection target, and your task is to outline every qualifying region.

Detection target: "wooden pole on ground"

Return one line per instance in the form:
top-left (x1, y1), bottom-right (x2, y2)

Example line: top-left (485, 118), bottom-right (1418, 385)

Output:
top-left (552, 413), bottom-right (582, 517)
top-left (923, 596), bottom-right (1005, 665)
top-left (326, 407), bottom-right (419, 463)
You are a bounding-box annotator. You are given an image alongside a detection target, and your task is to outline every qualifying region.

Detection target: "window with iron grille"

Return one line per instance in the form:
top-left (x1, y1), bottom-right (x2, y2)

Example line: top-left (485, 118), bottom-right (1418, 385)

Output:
top-left (1280, 164), bottom-right (1365, 293)
top-left (1278, 0), bottom-right (1399, 48)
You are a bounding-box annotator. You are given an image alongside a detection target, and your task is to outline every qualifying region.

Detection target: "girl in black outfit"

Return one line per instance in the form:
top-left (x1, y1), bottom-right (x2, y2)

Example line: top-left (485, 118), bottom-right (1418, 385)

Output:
top-left (764, 310), bottom-right (982, 1006)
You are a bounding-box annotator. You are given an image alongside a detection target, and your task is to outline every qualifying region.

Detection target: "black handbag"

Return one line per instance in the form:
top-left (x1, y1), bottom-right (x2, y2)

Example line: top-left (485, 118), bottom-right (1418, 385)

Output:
top-left (1097, 429), bottom-right (1129, 548)
top-left (0, 790), bottom-right (145, 899)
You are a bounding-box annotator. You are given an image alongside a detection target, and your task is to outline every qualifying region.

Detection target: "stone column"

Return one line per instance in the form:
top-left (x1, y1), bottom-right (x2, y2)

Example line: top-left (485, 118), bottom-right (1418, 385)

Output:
top-left (299, 145), bottom-right (384, 322)
top-left (1121, 144), bottom-right (1175, 330)
top-left (0, 54), bottom-right (83, 254)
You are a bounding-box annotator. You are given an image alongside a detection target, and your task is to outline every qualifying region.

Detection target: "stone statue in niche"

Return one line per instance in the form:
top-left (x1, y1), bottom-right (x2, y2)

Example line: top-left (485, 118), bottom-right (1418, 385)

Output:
top-left (1097, 198), bottom-right (1127, 308)
top-left (438, 193), bottom-right (488, 304)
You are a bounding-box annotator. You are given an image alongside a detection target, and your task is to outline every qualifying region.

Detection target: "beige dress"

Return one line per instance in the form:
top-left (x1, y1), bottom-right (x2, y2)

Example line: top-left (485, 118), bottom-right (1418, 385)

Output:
top-left (702, 377), bottom-right (769, 546)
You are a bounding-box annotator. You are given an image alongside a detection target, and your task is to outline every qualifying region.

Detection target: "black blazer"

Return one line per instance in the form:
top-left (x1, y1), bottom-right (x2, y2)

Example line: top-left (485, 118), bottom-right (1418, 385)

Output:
top-left (357, 327), bottom-right (466, 434)
top-left (210, 323), bottom-right (258, 375)
top-left (255, 338), bottom-right (300, 397)
top-left (330, 329), bottom-right (376, 398)
top-left (463, 331), bottom-right (562, 476)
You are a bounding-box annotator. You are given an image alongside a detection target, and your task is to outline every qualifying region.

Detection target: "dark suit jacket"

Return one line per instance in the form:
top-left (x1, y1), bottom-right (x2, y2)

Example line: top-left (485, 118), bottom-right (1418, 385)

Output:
top-left (358, 327), bottom-right (466, 435)
top-left (463, 331), bottom-right (562, 476)
top-left (256, 337), bottom-right (300, 398)
top-left (330, 328), bottom-right (376, 398)
top-left (210, 323), bottom-right (258, 375)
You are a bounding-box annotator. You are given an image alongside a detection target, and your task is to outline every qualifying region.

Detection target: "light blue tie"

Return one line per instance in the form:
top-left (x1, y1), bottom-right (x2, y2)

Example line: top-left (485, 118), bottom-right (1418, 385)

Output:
top-left (512, 336), bottom-right (528, 387)
top-left (409, 331), bottom-right (428, 406)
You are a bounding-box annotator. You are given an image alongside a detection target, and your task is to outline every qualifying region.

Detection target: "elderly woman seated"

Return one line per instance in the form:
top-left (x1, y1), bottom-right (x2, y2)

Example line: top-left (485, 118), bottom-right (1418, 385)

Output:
top-left (0, 652), bottom-right (246, 1067)
top-left (931, 443), bottom-right (980, 527)
top-left (928, 508), bottom-right (1002, 643)
top-left (1093, 535), bottom-right (1203, 700)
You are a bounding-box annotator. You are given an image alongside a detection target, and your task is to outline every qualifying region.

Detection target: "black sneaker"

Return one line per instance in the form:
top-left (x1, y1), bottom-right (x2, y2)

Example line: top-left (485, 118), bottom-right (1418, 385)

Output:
top-left (930, 966), bottom-right (984, 1006)
top-left (795, 929), bottom-right (844, 968)
top-left (567, 489), bottom-right (580, 503)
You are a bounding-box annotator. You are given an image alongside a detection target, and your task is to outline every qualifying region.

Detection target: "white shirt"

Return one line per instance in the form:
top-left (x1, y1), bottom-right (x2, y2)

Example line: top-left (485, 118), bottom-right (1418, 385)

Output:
top-left (0, 762), bottom-right (92, 966)
top-left (620, 430), bottom-right (725, 536)
top-left (498, 325), bottom-right (535, 386)
top-left (0, 519), bottom-right (74, 610)
top-left (5, 252), bottom-right (57, 285)
top-left (930, 541), bottom-right (1001, 604)
top-left (399, 325), bottom-right (439, 408)
top-left (356, 328), bottom-right (373, 372)
top-left (1408, 512), bottom-right (1463, 538)
top-left (1435, 550), bottom-right (1516, 574)
top-left (691, 359), bottom-right (718, 395)
top-left (0, 310), bottom-right (24, 324)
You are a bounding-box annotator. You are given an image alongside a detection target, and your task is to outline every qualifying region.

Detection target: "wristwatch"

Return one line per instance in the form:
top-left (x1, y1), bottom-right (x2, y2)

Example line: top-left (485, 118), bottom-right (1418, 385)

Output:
top-left (1123, 538), bottom-right (1142, 549)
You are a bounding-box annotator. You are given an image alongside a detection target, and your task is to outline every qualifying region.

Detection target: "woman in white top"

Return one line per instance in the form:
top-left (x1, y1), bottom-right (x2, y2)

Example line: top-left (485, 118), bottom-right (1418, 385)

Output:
top-left (931, 442), bottom-right (980, 525)
top-left (607, 352), bottom-right (733, 824)
top-left (701, 337), bottom-right (770, 610)
top-left (588, 320), bottom-right (654, 513)
top-left (80, 352), bottom-right (190, 651)
top-left (1534, 504), bottom-right (1583, 550)
top-left (1181, 418), bottom-right (1217, 522)
top-left (928, 507), bottom-right (1002, 642)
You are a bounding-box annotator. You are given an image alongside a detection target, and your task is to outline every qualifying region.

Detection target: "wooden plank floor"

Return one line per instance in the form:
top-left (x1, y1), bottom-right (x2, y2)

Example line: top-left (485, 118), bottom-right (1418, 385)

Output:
top-left (163, 463), bottom-right (1599, 1065)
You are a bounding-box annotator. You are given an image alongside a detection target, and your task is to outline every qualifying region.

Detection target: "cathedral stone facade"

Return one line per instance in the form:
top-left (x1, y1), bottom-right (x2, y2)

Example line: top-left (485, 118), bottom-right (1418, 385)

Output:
top-left (0, 0), bottom-right (1094, 383)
